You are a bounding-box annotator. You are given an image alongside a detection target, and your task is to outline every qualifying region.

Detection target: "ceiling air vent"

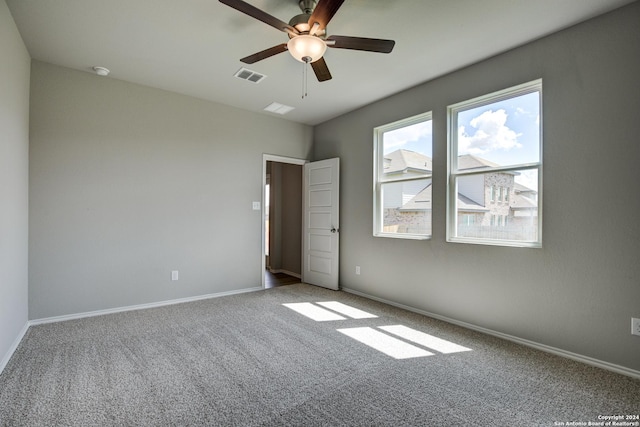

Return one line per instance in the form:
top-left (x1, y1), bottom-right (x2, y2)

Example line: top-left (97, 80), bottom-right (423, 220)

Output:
top-left (234, 67), bottom-right (266, 84)
top-left (264, 102), bottom-right (295, 115)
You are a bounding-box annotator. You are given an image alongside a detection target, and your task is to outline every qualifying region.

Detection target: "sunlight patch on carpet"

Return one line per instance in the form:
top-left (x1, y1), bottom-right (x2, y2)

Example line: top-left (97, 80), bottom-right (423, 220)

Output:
top-left (282, 303), bottom-right (347, 321)
top-left (379, 325), bottom-right (472, 354)
top-left (283, 301), bottom-right (472, 359)
top-left (316, 301), bottom-right (378, 319)
top-left (337, 327), bottom-right (434, 359)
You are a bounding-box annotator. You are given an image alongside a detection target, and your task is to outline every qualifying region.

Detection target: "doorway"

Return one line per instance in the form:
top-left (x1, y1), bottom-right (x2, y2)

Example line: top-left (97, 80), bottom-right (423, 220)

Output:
top-left (262, 155), bottom-right (306, 288)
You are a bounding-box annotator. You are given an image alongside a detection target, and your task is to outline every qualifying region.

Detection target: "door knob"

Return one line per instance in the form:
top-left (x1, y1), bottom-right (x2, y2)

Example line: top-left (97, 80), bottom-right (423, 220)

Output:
top-left (330, 228), bottom-right (339, 233)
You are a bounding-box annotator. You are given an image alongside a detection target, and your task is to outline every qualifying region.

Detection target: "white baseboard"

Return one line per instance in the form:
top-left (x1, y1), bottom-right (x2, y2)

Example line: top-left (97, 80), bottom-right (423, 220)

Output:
top-left (2, 287), bottom-right (263, 375)
top-left (342, 287), bottom-right (640, 380)
top-left (1, 287), bottom-right (262, 376)
top-left (0, 322), bottom-right (30, 375)
top-left (29, 286), bottom-right (263, 326)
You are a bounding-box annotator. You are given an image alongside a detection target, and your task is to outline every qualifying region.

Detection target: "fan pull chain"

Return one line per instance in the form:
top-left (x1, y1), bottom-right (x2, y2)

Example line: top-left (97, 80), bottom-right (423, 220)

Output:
top-left (302, 57), bottom-right (310, 99)
top-left (301, 62), bottom-right (305, 99)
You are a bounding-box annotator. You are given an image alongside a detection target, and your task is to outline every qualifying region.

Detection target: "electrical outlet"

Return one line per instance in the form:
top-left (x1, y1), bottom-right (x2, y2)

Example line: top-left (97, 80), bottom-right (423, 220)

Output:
top-left (171, 270), bottom-right (179, 281)
top-left (632, 318), bottom-right (640, 336)
top-left (355, 266), bottom-right (361, 275)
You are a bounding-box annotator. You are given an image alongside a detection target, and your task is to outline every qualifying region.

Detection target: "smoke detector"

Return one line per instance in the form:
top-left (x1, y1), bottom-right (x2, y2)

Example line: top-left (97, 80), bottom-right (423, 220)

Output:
top-left (92, 66), bottom-right (110, 76)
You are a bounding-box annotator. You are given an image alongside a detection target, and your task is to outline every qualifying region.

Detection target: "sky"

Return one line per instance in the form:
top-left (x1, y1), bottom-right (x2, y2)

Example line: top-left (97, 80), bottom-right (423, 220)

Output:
top-left (382, 90), bottom-right (540, 190)
top-left (383, 119), bottom-right (432, 157)
top-left (457, 91), bottom-right (540, 190)
top-left (457, 91), bottom-right (540, 166)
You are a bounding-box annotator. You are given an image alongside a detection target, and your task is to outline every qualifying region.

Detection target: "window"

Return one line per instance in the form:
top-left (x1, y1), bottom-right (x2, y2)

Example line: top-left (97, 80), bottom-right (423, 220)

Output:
top-left (462, 214), bottom-right (474, 226)
top-left (374, 112), bottom-right (433, 239)
top-left (447, 80), bottom-right (542, 247)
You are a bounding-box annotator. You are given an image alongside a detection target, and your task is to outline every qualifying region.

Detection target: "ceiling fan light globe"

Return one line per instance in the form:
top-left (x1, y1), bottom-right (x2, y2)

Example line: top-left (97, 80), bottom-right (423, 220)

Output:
top-left (287, 35), bottom-right (327, 63)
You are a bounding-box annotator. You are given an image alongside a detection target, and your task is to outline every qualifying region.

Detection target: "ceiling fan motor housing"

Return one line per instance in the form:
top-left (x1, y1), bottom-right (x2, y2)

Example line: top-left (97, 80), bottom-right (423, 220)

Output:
top-left (288, 13), bottom-right (326, 38)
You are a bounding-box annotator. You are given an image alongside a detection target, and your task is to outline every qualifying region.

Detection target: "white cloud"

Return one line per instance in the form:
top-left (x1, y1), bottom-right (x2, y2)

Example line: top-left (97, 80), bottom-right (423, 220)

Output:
top-left (458, 109), bottom-right (522, 155)
top-left (384, 120), bottom-right (432, 150)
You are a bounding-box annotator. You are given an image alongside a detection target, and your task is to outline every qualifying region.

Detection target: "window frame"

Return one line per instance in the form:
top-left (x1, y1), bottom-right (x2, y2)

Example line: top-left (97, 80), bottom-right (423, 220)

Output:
top-left (373, 111), bottom-right (433, 240)
top-left (447, 79), bottom-right (543, 248)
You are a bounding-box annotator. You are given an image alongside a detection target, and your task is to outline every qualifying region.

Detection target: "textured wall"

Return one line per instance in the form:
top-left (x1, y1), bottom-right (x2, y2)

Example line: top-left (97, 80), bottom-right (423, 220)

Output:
top-left (0, 0), bottom-right (30, 367)
top-left (29, 61), bottom-right (312, 318)
top-left (313, 3), bottom-right (640, 372)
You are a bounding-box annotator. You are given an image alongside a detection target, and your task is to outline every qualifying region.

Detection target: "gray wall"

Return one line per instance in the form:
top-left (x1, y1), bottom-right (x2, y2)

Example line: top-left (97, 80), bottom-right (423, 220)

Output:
top-left (313, 3), bottom-right (640, 372)
top-left (0, 0), bottom-right (30, 365)
top-left (29, 61), bottom-right (312, 319)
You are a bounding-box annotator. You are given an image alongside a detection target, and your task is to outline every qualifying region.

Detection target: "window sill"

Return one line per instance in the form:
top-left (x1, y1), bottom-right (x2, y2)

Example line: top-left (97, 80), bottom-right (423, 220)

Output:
top-left (447, 236), bottom-right (541, 248)
top-left (374, 232), bottom-right (432, 241)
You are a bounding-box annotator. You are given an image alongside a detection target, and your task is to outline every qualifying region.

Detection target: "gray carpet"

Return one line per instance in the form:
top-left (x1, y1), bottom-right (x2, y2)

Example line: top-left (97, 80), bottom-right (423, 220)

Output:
top-left (0, 283), bottom-right (638, 426)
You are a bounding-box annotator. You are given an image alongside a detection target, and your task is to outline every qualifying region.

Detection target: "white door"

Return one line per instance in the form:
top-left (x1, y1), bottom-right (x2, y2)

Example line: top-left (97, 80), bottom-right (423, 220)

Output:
top-left (303, 158), bottom-right (339, 290)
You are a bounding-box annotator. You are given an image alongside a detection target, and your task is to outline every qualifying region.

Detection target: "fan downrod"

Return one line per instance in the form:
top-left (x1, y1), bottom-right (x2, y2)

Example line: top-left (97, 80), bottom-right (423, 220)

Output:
top-left (298, 0), bottom-right (316, 14)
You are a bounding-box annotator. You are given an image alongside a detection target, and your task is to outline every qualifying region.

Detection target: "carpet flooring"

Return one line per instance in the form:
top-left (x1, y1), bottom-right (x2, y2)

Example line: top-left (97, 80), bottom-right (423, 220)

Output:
top-left (0, 283), bottom-right (638, 426)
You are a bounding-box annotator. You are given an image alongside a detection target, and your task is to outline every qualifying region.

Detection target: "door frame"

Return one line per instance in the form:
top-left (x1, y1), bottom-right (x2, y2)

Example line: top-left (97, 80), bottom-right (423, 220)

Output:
top-left (261, 154), bottom-right (307, 288)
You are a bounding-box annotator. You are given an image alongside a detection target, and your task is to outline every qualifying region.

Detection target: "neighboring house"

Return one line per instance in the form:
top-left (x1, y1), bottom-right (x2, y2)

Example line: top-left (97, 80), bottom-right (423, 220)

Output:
top-left (382, 149), bottom-right (432, 234)
top-left (384, 150), bottom-right (537, 239)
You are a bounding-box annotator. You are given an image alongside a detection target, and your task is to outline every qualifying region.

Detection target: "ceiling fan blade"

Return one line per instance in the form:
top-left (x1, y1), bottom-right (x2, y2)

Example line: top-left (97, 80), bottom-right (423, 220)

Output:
top-left (311, 57), bottom-right (332, 82)
top-left (219, 0), bottom-right (298, 35)
top-left (308, 0), bottom-right (344, 31)
top-left (326, 35), bottom-right (395, 53)
top-left (240, 44), bottom-right (288, 64)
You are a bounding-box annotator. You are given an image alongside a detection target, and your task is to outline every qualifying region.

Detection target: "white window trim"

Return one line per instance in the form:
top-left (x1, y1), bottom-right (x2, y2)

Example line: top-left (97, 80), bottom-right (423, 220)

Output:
top-left (373, 111), bottom-right (433, 240)
top-left (446, 79), bottom-right (543, 248)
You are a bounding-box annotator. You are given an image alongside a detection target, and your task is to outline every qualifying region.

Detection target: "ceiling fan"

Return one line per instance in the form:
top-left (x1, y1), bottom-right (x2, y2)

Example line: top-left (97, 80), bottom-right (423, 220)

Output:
top-left (219, 0), bottom-right (395, 82)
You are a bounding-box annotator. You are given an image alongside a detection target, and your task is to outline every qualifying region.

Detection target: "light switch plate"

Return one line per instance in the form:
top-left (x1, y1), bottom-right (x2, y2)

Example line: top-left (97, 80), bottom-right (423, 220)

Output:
top-left (632, 317), bottom-right (640, 336)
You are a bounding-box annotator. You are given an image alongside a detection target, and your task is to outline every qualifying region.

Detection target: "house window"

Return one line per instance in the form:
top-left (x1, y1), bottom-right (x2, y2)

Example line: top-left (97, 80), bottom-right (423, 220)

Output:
top-left (374, 112), bottom-right (433, 239)
top-left (447, 80), bottom-right (542, 247)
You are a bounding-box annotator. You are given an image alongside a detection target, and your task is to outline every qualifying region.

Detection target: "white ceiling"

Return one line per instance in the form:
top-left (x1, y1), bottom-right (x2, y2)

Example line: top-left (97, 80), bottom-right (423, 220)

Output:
top-left (7, 0), bottom-right (635, 125)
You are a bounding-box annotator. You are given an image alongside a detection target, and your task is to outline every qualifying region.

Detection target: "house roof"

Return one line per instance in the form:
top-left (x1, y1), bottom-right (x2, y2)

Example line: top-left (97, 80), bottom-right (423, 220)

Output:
top-left (457, 154), bottom-right (501, 170)
top-left (384, 149), bottom-right (432, 175)
top-left (400, 184), bottom-right (432, 211)
top-left (385, 149), bottom-right (538, 213)
top-left (400, 184), bottom-right (488, 212)
top-left (512, 182), bottom-right (538, 213)
top-left (514, 182), bottom-right (537, 195)
top-left (457, 194), bottom-right (490, 212)
top-left (511, 193), bottom-right (537, 210)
